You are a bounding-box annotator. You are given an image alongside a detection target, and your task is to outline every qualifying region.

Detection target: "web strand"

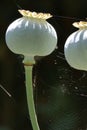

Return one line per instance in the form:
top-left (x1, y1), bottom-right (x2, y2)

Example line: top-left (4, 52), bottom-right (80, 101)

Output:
top-left (0, 84), bottom-right (12, 97)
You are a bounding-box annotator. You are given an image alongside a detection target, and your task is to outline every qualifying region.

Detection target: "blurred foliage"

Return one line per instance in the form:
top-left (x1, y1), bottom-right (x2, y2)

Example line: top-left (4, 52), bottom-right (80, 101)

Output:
top-left (0, 0), bottom-right (87, 130)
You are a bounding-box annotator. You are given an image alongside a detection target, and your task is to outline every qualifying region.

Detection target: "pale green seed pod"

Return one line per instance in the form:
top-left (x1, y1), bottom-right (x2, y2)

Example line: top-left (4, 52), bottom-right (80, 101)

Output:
top-left (64, 21), bottom-right (87, 71)
top-left (5, 10), bottom-right (58, 130)
top-left (5, 10), bottom-right (57, 59)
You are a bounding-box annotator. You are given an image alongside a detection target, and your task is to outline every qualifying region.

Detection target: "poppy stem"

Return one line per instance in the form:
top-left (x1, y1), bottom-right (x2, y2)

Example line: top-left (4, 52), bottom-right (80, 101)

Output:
top-left (24, 65), bottom-right (40, 130)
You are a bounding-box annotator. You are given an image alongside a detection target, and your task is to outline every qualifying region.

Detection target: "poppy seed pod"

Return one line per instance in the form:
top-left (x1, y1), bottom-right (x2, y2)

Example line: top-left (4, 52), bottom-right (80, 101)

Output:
top-left (64, 21), bottom-right (87, 71)
top-left (5, 10), bottom-right (58, 130)
top-left (5, 10), bottom-right (57, 63)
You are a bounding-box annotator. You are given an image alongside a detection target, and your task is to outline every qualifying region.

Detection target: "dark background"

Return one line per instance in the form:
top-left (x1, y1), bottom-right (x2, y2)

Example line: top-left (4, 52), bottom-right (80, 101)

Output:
top-left (0, 0), bottom-right (87, 130)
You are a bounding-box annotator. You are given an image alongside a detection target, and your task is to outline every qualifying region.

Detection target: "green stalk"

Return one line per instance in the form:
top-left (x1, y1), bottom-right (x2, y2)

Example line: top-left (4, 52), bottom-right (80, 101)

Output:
top-left (24, 65), bottom-right (40, 130)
